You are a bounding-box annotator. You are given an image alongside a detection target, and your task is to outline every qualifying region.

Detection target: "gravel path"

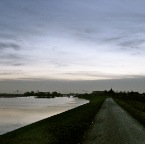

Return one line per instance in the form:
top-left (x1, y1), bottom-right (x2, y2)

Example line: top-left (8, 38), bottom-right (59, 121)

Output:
top-left (83, 98), bottom-right (145, 144)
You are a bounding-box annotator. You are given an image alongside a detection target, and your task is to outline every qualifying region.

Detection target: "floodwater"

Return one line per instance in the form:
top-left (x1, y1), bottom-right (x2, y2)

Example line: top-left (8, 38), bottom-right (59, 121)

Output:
top-left (0, 96), bottom-right (89, 135)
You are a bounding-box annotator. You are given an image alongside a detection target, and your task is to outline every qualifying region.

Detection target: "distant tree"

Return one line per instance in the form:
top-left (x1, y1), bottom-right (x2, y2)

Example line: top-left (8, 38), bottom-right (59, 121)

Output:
top-left (30, 91), bottom-right (35, 96)
top-left (108, 88), bottom-right (115, 96)
top-left (52, 91), bottom-right (57, 96)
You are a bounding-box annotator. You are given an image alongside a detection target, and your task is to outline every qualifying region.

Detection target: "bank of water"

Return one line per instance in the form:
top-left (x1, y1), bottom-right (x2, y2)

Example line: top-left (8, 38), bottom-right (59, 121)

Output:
top-left (0, 96), bottom-right (89, 135)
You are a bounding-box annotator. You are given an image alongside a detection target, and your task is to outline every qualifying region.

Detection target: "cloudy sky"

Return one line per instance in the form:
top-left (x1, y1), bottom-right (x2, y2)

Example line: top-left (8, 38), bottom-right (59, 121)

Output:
top-left (0, 0), bottom-right (145, 93)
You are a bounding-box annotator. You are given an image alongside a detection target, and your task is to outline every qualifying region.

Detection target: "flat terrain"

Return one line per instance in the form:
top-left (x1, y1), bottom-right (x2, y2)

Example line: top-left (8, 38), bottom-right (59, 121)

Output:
top-left (0, 95), bottom-right (105, 144)
top-left (83, 98), bottom-right (145, 144)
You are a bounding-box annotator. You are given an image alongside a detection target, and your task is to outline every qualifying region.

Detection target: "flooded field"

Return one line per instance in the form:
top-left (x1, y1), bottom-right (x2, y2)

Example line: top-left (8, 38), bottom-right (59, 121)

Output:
top-left (0, 96), bottom-right (89, 135)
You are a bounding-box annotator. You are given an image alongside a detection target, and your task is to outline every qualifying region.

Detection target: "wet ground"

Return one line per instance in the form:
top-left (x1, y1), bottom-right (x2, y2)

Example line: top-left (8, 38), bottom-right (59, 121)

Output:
top-left (83, 98), bottom-right (145, 144)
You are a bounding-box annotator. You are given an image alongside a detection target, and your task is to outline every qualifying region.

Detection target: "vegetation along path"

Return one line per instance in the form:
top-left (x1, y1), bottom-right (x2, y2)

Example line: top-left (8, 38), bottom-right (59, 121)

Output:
top-left (83, 98), bottom-right (145, 144)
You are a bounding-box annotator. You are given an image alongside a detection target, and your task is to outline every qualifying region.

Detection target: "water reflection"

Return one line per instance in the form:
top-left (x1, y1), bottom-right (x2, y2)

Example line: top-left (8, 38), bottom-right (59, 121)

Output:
top-left (0, 96), bottom-right (89, 135)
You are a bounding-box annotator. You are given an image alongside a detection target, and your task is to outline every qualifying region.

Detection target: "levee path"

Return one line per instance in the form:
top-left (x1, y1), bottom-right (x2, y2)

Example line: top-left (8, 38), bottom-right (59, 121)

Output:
top-left (83, 98), bottom-right (145, 144)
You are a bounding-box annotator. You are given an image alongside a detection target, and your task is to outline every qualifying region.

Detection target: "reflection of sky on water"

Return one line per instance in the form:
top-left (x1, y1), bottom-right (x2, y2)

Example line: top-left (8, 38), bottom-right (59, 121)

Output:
top-left (0, 97), bottom-right (89, 135)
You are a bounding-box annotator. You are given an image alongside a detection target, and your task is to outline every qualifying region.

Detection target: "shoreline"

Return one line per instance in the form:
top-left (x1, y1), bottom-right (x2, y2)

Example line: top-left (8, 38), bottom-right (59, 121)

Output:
top-left (0, 94), bottom-right (106, 144)
top-left (0, 96), bottom-right (89, 135)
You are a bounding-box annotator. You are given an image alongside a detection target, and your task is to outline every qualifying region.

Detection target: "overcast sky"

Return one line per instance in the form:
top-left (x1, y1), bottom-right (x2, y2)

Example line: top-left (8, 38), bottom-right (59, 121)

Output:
top-left (0, 0), bottom-right (145, 93)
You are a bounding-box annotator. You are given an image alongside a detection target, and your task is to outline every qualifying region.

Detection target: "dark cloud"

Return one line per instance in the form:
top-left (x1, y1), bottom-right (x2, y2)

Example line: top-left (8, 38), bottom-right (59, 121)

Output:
top-left (6, 54), bottom-right (22, 60)
top-left (0, 53), bottom-right (27, 66)
top-left (0, 54), bottom-right (24, 61)
top-left (118, 39), bottom-right (145, 50)
top-left (102, 36), bottom-right (124, 43)
top-left (99, 33), bottom-right (145, 55)
top-left (0, 42), bottom-right (21, 50)
top-left (12, 63), bottom-right (24, 66)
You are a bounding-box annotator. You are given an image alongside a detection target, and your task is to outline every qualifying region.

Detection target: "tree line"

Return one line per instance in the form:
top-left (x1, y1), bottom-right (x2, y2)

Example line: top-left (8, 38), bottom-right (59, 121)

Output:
top-left (24, 91), bottom-right (62, 98)
top-left (104, 88), bottom-right (145, 103)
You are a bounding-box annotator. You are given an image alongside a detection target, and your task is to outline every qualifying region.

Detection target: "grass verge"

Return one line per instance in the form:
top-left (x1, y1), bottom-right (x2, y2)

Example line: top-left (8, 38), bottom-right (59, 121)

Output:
top-left (0, 95), bottom-right (105, 144)
top-left (114, 99), bottom-right (145, 125)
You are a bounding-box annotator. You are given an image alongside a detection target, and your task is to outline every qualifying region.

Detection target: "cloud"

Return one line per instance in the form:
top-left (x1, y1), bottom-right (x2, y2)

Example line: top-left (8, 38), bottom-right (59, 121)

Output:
top-left (118, 39), bottom-right (145, 50)
top-left (0, 0), bottom-right (145, 84)
top-left (63, 71), bottom-right (145, 80)
top-left (51, 61), bottom-right (68, 68)
top-left (0, 42), bottom-right (21, 51)
top-left (0, 53), bottom-right (27, 66)
top-left (0, 70), bottom-right (23, 76)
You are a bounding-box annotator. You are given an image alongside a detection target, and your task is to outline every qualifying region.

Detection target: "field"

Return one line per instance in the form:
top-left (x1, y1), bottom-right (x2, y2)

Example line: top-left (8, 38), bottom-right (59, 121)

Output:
top-left (0, 94), bottom-right (106, 144)
top-left (114, 98), bottom-right (145, 125)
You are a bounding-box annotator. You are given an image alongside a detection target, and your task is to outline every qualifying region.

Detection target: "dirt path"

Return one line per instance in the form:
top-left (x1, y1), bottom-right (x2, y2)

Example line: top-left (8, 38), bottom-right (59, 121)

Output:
top-left (83, 98), bottom-right (145, 144)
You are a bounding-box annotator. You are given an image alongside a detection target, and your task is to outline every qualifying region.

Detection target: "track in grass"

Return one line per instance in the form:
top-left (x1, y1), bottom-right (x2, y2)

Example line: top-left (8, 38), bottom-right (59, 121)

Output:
top-left (83, 98), bottom-right (145, 144)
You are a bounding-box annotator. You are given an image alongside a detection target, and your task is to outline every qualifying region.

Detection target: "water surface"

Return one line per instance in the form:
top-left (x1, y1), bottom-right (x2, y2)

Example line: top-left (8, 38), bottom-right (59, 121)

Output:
top-left (0, 96), bottom-right (88, 135)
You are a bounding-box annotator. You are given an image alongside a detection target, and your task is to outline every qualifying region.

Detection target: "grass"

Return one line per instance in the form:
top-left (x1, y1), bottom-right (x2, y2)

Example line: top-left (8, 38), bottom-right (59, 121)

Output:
top-left (114, 98), bottom-right (145, 125)
top-left (0, 94), bottom-right (106, 144)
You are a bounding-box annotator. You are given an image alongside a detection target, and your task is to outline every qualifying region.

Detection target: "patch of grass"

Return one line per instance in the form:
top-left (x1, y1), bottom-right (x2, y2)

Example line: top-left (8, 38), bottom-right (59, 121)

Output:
top-left (114, 99), bottom-right (145, 125)
top-left (0, 95), bottom-right (106, 144)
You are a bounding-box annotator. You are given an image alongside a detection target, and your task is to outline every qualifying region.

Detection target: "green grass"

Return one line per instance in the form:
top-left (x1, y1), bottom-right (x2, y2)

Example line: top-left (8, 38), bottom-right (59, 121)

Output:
top-left (0, 95), bottom-right (106, 144)
top-left (114, 98), bottom-right (145, 125)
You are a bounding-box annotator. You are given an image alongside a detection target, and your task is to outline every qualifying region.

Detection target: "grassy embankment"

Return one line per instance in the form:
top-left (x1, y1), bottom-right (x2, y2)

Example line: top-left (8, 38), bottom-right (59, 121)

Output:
top-left (0, 94), bottom-right (106, 144)
top-left (114, 98), bottom-right (145, 125)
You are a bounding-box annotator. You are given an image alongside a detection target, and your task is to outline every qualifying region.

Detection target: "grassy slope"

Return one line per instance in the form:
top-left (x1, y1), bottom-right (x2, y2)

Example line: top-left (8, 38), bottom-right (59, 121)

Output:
top-left (114, 99), bottom-right (145, 125)
top-left (0, 95), bottom-right (105, 144)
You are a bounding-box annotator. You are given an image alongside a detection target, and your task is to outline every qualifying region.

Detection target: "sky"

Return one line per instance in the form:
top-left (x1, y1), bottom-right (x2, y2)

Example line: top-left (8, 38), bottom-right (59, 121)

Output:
top-left (0, 0), bottom-right (145, 93)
